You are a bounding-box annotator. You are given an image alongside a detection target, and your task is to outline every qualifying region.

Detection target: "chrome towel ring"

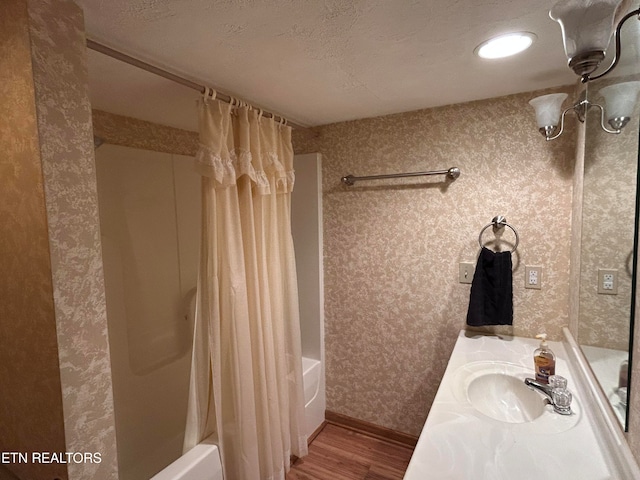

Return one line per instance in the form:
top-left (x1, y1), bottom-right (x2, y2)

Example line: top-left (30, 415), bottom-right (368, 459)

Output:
top-left (478, 216), bottom-right (519, 253)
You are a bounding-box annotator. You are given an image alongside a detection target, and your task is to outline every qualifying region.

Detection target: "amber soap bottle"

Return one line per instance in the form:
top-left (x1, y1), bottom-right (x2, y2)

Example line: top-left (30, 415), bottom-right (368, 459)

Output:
top-left (534, 333), bottom-right (556, 384)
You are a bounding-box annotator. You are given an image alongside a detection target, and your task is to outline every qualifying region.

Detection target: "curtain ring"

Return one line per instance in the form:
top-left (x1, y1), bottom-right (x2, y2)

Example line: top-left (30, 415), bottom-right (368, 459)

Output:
top-left (202, 86), bottom-right (211, 103)
top-left (210, 89), bottom-right (217, 101)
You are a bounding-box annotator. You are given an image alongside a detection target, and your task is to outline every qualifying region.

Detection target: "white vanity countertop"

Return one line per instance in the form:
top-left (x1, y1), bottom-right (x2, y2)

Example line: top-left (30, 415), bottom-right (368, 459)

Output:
top-left (403, 330), bottom-right (615, 480)
top-left (581, 345), bottom-right (628, 427)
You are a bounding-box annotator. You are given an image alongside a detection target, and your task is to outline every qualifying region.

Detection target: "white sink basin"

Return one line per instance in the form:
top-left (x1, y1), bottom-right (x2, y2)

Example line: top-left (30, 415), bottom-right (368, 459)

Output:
top-left (452, 360), bottom-right (581, 433)
top-left (467, 372), bottom-right (546, 423)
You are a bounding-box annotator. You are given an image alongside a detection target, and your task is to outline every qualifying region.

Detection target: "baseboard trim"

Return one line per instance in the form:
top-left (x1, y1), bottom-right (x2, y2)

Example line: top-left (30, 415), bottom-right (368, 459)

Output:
top-left (324, 410), bottom-right (418, 448)
top-left (291, 421), bottom-right (328, 465)
top-left (308, 421), bottom-right (327, 445)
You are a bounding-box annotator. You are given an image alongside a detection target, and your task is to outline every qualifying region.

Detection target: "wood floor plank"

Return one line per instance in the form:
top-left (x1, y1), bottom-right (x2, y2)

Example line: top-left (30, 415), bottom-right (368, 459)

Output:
top-left (286, 423), bottom-right (414, 480)
top-left (365, 462), bottom-right (408, 480)
top-left (315, 424), bottom-right (413, 470)
top-left (290, 443), bottom-right (369, 480)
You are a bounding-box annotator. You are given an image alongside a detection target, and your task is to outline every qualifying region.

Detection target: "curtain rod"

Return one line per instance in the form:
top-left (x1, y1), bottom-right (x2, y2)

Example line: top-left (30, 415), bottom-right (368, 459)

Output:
top-left (86, 39), bottom-right (306, 130)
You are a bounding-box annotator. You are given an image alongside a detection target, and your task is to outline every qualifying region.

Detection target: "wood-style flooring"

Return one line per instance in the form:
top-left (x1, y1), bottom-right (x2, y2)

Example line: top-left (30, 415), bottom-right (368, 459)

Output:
top-left (286, 423), bottom-right (415, 480)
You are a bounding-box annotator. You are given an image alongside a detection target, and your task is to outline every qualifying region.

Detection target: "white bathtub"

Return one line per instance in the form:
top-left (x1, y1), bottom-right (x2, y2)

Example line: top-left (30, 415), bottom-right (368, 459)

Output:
top-left (151, 356), bottom-right (323, 479)
top-left (302, 356), bottom-right (325, 439)
top-left (150, 436), bottom-right (222, 480)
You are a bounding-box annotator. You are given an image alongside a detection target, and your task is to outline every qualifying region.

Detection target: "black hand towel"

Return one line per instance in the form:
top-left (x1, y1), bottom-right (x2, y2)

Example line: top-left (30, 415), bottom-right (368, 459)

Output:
top-left (466, 247), bottom-right (513, 326)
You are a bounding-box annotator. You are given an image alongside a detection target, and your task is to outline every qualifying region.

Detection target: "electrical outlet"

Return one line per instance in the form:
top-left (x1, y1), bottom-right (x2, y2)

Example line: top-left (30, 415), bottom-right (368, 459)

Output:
top-left (598, 269), bottom-right (618, 295)
top-left (525, 266), bottom-right (542, 290)
top-left (459, 262), bottom-right (475, 284)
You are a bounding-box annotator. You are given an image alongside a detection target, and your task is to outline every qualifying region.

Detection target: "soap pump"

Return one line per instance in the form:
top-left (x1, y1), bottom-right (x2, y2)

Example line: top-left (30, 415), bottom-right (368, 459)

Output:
top-left (534, 333), bottom-right (556, 384)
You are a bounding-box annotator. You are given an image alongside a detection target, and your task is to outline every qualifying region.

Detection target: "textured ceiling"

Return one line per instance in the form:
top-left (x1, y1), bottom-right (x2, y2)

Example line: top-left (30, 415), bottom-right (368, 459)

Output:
top-left (79, 0), bottom-right (585, 130)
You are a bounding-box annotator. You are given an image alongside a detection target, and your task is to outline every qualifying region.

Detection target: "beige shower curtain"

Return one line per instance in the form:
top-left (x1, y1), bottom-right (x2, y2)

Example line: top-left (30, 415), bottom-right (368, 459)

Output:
top-left (183, 97), bottom-right (308, 479)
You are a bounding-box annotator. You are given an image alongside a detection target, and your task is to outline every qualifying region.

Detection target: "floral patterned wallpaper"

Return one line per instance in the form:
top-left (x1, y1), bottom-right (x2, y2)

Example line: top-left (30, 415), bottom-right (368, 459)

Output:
top-left (0, 2), bottom-right (68, 479)
top-left (92, 109), bottom-right (198, 156)
top-left (26, 1), bottom-right (118, 478)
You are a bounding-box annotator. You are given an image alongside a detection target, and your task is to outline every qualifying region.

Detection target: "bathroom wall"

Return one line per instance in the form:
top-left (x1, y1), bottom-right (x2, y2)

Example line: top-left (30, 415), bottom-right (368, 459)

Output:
top-left (0, 2), bottom-right (67, 478)
top-left (92, 109), bottom-right (198, 155)
top-left (2, 1), bottom-right (118, 479)
top-left (29, 2), bottom-right (119, 478)
top-left (293, 87), bottom-right (576, 436)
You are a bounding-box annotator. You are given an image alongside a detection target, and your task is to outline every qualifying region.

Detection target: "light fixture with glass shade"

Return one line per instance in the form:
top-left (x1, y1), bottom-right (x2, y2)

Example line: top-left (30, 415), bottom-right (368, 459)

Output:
top-left (529, 81), bottom-right (640, 140)
top-left (529, 93), bottom-right (570, 139)
top-left (530, 1), bottom-right (640, 140)
top-left (600, 81), bottom-right (640, 128)
top-left (550, 0), bottom-right (640, 83)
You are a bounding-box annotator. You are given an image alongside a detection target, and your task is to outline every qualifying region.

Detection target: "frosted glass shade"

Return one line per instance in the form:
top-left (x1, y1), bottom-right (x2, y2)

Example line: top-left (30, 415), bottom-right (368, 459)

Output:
top-left (550, 0), bottom-right (623, 59)
top-left (600, 81), bottom-right (640, 120)
top-left (529, 93), bottom-right (569, 128)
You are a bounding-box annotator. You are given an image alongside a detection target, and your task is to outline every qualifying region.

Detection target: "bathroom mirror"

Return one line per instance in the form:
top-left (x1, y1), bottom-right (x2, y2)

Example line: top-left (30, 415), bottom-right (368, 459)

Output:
top-left (577, 17), bottom-right (640, 432)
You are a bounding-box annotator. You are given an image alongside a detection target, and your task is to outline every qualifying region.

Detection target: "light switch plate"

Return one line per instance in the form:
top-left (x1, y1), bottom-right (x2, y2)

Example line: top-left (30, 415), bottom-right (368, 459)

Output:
top-left (459, 262), bottom-right (474, 284)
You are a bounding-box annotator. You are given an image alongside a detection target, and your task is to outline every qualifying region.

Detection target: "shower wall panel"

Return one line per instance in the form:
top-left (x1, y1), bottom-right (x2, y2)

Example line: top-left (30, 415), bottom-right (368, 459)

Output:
top-left (96, 144), bottom-right (200, 479)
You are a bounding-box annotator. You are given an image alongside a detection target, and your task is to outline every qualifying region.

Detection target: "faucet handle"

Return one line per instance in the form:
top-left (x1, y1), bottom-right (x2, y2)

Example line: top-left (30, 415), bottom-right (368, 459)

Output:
top-left (552, 388), bottom-right (572, 414)
top-left (549, 375), bottom-right (567, 390)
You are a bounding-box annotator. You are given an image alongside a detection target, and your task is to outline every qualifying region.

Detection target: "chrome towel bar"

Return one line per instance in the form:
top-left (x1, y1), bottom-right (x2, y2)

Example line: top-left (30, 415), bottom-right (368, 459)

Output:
top-left (341, 167), bottom-right (460, 186)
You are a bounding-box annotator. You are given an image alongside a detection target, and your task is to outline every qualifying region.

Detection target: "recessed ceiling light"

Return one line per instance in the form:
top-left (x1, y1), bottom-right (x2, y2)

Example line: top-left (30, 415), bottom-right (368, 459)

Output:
top-left (475, 32), bottom-right (537, 59)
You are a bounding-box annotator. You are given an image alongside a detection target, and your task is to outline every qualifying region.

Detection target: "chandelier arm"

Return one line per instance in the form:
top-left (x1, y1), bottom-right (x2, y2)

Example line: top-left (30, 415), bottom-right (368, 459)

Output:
top-left (586, 8), bottom-right (640, 83)
top-left (590, 102), bottom-right (622, 134)
top-left (545, 106), bottom-right (573, 141)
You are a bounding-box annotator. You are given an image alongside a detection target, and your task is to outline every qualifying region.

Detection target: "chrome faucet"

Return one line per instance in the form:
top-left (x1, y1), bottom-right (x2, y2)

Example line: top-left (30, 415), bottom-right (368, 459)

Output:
top-left (525, 378), bottom-right (573, 415)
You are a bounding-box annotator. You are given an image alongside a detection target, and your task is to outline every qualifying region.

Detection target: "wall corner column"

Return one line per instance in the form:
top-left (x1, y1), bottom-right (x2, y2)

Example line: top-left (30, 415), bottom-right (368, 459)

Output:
top-left (28, 0), bottom-right (119, 478)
